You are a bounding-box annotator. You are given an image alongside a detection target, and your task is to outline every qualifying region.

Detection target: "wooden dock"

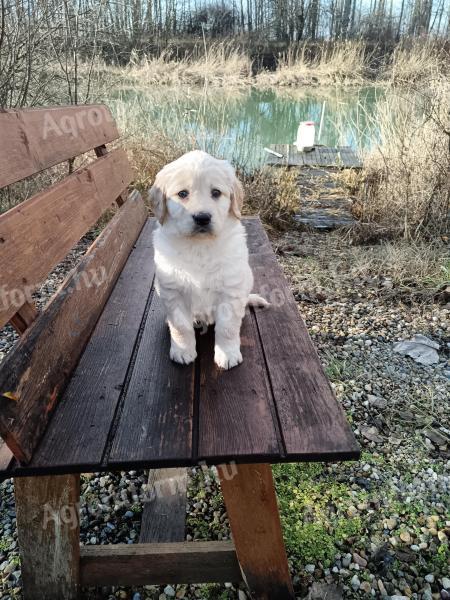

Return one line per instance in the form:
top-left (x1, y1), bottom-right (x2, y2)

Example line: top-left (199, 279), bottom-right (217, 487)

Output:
top-left (265, 145), bottom-right (361, 230)
top-left (265, 144), bottom-right (362, 169)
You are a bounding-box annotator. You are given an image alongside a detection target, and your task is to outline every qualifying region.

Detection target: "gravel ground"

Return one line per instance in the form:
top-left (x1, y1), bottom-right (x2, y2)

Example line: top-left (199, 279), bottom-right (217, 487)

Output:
top-left (1, 228), bottom-right (449, 600)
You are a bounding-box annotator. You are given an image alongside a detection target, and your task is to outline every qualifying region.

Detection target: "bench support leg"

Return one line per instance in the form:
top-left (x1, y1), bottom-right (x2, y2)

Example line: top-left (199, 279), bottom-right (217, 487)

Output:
top-left (14, 474), bottom-right (80, 600)
top-left (218, 463), bottom-right (294, 600)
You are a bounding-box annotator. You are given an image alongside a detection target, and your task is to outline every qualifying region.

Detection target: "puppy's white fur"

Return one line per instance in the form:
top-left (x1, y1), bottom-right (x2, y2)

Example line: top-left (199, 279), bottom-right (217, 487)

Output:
top-left (150, 150), bottom-right (267, 370)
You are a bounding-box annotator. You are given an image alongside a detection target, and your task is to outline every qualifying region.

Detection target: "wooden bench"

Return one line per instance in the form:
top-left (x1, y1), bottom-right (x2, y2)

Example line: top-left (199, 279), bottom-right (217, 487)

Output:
top-left (0, 105), bottom-right (359, 599)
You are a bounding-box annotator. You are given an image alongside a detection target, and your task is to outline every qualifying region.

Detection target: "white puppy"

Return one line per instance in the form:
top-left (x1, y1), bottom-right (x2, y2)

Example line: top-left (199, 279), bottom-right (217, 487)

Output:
top-left (149, 150), bottom-right (268, 370)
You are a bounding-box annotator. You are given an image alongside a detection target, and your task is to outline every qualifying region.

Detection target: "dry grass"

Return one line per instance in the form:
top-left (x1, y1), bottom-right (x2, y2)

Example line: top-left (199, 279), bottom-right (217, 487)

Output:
top-left (126, 42), bottom-right (252, 87)
top-left (388, 38), bottom-right (450, 85)
top-left (256, 41), bottom-right (370, 88)
top-left (242, 167), bottom-right (299, 230)
top-left (349, 76), bottom-right (450, 240)
top-left (279, 229), bottom-right (449, 302)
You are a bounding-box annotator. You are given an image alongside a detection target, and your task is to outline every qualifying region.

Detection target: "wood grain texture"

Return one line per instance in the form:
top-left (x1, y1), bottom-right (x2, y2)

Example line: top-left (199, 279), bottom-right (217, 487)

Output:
top-left (140, 468), bottom-right (188, 543)
top-left (0, 192), bottom-right (147, 463)
top-left (9, 302), bottom-right (39, 335)
top-left (219, 463), bottom-right (294, 599)
top-left (107, 291), bottom-right (195, 468)
top-left (28, 219), bottom-right (156, 470)
top-left (15, 474), bottom-right (80, 600)
top-left (266, 144), bottom-right (362, 169)
top-left (80, 541), bottom-right (241, 586)
top-left (0, 105), bottom-right (118, 188)
top-left (94, 143), bottom-right (128, 205)
top-left (197, 321), bottom-right (281, 462)
top-left (245, 219), bottom-right (360, 461)
top-left (0, 149), bottom-right (132, 328)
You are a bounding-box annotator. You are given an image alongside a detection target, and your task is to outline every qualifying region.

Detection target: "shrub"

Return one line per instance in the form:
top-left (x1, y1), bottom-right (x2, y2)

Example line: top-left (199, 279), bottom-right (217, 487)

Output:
top-left (353, 76), bottom-right (449, 240)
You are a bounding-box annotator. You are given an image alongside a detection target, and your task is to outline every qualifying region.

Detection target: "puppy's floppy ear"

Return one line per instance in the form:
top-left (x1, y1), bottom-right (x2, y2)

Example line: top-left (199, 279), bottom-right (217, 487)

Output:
top-left (226, 162), bottom-right (244, 220)
top-left (149, 171), bottom-right (168, 224)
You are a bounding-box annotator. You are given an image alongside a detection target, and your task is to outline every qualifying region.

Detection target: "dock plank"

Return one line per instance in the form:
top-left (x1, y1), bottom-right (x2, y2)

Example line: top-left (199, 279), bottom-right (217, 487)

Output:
top-left (266, 145), bottom-right (361, 169)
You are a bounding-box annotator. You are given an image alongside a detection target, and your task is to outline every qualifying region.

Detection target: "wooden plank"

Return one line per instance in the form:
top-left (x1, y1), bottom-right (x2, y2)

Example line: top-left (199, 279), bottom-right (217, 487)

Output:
top-left (267, 145), bottom-right (361, 169)
top-left (94, 143), bottom-right (128, 205)
top-left (15, 474), bottom-right (80, 599)
top-left (219, 463), bottom-right (294, 599)
top-left (9, 302), bottom-right (39, 335)
top-left (107, 291), bottom-right (195, 468)
top-left (140, 468), bottom-right (188, 543)
top-left (0, 105), bottom-right (119, 188)
top-left (0, 149), bottom-right (133, 329)
top-left (245, 219), bottom-right (360, 461)
top-left (28, 219), bottom-right (156, 470)
top-left (197, 321), bottom-right (281, 463)
top-left (0, 192), bottom-right (147, 463)
top-left (80, 541), bottom-right (241, 586)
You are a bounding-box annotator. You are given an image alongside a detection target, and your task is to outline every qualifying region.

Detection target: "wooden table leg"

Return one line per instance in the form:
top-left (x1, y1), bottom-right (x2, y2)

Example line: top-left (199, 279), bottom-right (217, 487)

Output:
top-left (14, 474), bottom-right (80, 600)
top-left (218, 463), bottom-right (294, 600)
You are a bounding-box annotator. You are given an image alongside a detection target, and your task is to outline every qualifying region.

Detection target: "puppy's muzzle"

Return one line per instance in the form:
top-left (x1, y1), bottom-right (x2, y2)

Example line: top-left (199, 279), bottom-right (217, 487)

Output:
top-left (192, 212), bottom-right (212, 232)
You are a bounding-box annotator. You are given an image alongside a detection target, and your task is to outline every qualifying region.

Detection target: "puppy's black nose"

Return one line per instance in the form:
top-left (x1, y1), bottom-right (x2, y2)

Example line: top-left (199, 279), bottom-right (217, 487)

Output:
top-left (192, 212), bottom-right (212, 227)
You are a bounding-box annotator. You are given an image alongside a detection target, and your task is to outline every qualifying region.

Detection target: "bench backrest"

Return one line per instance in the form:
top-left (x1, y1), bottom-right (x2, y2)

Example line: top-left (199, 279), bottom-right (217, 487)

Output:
top-left (0, 105), bottom-right (147, 463)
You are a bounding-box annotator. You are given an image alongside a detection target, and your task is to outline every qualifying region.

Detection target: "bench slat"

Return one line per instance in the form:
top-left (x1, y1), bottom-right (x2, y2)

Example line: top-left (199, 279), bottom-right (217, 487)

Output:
top-left (107, 292), bottom-right (195, 468)
top-left (0, 149), bottom-right (133, 329)
top-left (28, 220), bottom-right (156, 469)
top-left (197, 320), bottom-right (282, 462)
top-left (246, 221), bottom-right (360, 460)
top-left (0, 105), bottom-right (119, 189)
top-left (0, 192), bottom-right (147, 463)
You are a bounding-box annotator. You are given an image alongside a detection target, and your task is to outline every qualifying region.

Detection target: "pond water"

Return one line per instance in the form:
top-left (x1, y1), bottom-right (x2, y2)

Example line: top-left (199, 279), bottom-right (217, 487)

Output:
top-left (111, 85), bottom-right (387, 171)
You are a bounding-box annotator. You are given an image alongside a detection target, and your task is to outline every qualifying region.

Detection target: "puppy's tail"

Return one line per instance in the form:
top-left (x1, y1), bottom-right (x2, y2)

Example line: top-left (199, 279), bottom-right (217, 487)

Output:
top-left (248, 294), bottom-right (270, 308)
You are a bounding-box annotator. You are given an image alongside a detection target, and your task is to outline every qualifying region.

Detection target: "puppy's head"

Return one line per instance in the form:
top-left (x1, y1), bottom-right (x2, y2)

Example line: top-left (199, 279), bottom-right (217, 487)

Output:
top-left (149, 150), bottom-right (243, 237)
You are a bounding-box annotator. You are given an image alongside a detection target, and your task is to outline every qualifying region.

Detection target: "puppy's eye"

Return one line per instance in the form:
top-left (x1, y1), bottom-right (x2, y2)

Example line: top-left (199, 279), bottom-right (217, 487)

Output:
top-left (211, 189), bottom-right (221, 199)
top-left (178, 190), bottom-right (189, 199)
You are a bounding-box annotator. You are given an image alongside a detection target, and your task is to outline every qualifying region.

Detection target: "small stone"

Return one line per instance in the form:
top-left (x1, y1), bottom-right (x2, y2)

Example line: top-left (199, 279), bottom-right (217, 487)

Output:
top-left (347, 506), bottom-right (358, 517)
top-left (425, 574), bottom-right (435, 584)
top-left (442, 578), bottom-right (450, 590)
top-left (410, 544), bottom-right (420, 551)
top-left (360, 581), bottom-right (371, 593)
top-left (305, 564), bottom-right (316, 573)
top-left (132, 594), bottom-right (141, 600)
top-left (400, 531), bottom-right (412, 544)
top-left (386, 518), bottom-right (398, 530)
top-left (342, 553), bottom-right (352, 567)
top-left (350, 574), bottom-right (360, 590)
top-left (438, 531), bottom-right (448, 542)
top-left (3, 562), bottom-right (15, 574)
top-left (238, 591), bottom-right (247, 600)
top-left (378, 579), bottom-right (387, 596)
top-left (124, 510), bottom-right (134, 518)
top-left (367, 394), bottom-right (387, 409)
top-left (352, 552), bottom-right (367, 567)
top-left (0, 560), bottom-right (9, 572)
top-left (164, 585), bottom-right (176, 597)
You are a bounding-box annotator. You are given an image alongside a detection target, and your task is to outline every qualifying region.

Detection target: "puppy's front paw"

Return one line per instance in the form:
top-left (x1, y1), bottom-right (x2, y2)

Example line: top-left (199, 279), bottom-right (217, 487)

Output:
top-left (170, 345), bottom-right (197, 365)
top-left (214, 345), bottom-right (243, 370)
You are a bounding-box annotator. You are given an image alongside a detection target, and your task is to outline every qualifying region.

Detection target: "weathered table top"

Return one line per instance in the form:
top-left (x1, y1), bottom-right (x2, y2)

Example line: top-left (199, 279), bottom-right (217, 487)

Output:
top-left (0, 218), bottom-right (359, 479)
